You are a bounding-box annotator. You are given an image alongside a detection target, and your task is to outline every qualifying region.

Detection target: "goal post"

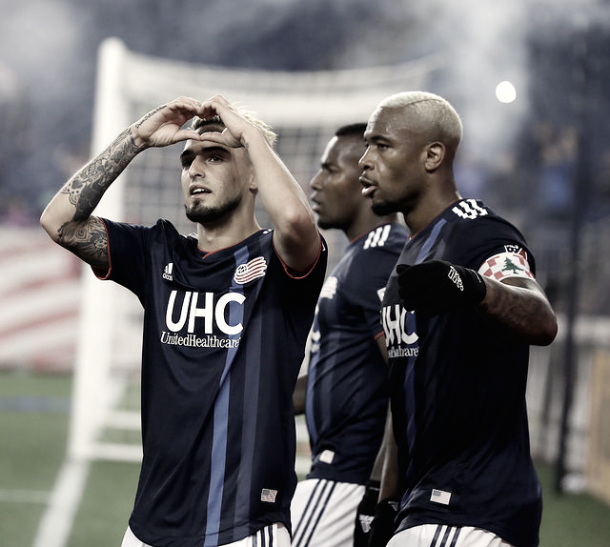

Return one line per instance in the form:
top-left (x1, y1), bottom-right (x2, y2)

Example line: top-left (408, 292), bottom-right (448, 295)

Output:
top-left (68, 38), bottom-right (139, 462)
top-left (68, 36), bottom-right (441, 464)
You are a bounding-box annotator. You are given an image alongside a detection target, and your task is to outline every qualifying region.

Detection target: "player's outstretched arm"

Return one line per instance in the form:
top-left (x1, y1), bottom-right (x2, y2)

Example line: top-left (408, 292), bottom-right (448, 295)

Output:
top-left (397, 260), bottom-right (557, 346)
top-left (40, 97), bottom-right (204, 269)
top-left (478, 275), bottom-right (558, 346)
top-left (198, 95), bottom-right (321, 275)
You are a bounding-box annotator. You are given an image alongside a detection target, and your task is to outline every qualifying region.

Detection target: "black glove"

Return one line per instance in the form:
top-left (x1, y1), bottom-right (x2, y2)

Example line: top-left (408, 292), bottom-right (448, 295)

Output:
top-left (367, 499), bottom-right (399, 547)
top-left (397, 260), bottom-right (486, 317)
top-left (354, 480), bottom-right (380, 547)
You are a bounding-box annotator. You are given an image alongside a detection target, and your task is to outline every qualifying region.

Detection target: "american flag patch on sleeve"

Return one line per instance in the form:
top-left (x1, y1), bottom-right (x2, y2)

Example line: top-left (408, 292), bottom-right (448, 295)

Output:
top-left (261, 488), bottom-right (278, 503)
top-left (478, 249), bottom-right (534, 281)
top-left (430, 489), bottom-right (452, 505)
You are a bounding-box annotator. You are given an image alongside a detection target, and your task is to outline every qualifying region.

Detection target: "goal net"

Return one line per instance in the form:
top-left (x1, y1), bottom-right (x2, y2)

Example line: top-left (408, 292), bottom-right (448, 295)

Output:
top-left (68, 37), bottom-right (441, 464)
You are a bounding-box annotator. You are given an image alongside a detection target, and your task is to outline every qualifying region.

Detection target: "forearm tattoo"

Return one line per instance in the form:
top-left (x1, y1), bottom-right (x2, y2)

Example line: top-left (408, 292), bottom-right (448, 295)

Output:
top-left (59, 217), bottom-right (109, 271)
top-left (478, 277), bottom-right (555, 345)
top-left (134, 105), bottom-right (165, 129)
top-left (62, 127), bottom-right (140, 220)
top-left (56, 127), bottom-right (141, 268)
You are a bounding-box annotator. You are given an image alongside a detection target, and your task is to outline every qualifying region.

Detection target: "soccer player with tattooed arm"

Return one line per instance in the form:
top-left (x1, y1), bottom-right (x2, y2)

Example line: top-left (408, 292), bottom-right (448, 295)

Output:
top-left (357, 91), bottom-right (558, 547)
top-left (40, 95), bottom-right (327, 547)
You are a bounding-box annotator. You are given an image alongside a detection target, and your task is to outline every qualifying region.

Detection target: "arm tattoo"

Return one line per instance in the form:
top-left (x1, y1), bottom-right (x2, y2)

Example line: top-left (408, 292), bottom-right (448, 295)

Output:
top-left (58, 217), bottom-right (109, 271)
top-left (478, 277), bottom-right (556, 345)
top-left (61, 127), bottom-right (140, 221)
top-left (56, 127), bottom-right (140, 269)
top-left (134, 104), bottom-right (165, 129)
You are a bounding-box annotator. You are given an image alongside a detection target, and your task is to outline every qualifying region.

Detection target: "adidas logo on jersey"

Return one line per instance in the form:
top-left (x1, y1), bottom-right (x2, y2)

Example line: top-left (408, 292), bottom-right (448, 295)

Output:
top-left (452, 199), bottom-right (488, 220)
top-left (319, 276), bottom-right (338, 299)
top-left (363, 224), bottom-right (391, 249)
top-left (163, 263), bottom-right (174, 281)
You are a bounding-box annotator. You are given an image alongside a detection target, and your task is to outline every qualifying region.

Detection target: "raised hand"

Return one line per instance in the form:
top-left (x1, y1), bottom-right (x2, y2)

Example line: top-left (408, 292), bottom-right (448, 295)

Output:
top-left (131, 96), bottom-right (205, 149)
top-left (197, 95), bottom-right (263, 148)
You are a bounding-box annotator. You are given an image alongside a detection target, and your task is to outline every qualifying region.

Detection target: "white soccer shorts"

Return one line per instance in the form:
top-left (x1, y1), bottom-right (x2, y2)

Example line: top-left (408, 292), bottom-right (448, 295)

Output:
top-left (387, 524), bottom-right (516, 547)
top-left (291, 477), bottom-right (365, 547)
top-left (121, 523), bottom-right (290, 547)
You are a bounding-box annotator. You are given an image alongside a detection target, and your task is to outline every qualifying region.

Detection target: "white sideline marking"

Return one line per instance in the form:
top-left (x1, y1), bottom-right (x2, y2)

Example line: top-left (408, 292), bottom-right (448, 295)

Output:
top-left (32, 458), bottom-right (90, 547)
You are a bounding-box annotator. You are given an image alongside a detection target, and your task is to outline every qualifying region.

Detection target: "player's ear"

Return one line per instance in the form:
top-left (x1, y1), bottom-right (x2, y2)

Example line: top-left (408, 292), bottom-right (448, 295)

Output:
top-left (241, 153), bottom-right (257, 190)
top-left (424, 142), bottom-right (445, 172)
top-left (248, 171), bottom-right (258, 192)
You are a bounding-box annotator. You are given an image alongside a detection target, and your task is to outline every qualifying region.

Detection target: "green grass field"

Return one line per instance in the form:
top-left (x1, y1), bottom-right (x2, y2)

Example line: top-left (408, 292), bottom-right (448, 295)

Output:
top-left (1, 369), bottom-right (609, 547)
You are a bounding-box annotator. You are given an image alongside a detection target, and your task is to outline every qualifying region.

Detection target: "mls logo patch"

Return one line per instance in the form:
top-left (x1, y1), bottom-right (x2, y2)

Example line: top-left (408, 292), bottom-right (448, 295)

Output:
top-left (234, 257), bottom-right (267, 285)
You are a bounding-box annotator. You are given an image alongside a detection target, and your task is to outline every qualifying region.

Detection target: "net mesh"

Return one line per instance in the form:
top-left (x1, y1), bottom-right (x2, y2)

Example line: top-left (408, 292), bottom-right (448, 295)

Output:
top-left (119, 46), bottom-right (442, 233)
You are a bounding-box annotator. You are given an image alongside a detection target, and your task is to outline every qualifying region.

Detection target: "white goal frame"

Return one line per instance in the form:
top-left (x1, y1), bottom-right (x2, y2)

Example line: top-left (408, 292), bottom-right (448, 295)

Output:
top-left (67, 37), bottom-right (441, 464)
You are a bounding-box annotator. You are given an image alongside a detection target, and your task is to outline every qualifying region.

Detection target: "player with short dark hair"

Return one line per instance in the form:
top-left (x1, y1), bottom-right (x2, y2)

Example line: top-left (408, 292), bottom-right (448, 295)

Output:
top-left (40, 95), bottom-right (327, 547)
top-left (290, 123), bottom-right (407, 547)
top-left (359, 91), bottom-right (557, 547)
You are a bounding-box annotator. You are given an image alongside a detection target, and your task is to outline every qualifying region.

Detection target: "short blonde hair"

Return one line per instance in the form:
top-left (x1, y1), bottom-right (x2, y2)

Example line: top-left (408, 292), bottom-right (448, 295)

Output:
top-left (190, 109), bottom-right (278, 147)
top-left (379, 91), bottom-right (463, 147)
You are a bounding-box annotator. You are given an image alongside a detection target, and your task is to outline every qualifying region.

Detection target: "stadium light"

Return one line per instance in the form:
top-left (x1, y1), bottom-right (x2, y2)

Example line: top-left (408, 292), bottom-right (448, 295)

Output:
top-left (495, 80), bottom-right (517, 103)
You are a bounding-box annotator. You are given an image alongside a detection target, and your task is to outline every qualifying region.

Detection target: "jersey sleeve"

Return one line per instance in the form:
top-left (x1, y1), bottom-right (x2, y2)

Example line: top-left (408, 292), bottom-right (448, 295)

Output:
top-left (270, 232), bottom-right (328, 310)
top-left (98, 218), bottom-right (151, 303)
top-left (444, 215), bottom-right (537, 281)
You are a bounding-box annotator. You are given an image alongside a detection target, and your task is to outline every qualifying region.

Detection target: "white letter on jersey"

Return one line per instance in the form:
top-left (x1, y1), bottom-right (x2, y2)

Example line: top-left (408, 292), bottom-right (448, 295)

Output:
top-left (166, 290), bottom-right (246, 335)
top-left (382, 305), bottom-right (418, 346)
top-left (166, 291), bottom-right (191, 332)
top-left (215, 293), bottom-right (245, 335)
top-left (188, 292), bottom-right (215, 333)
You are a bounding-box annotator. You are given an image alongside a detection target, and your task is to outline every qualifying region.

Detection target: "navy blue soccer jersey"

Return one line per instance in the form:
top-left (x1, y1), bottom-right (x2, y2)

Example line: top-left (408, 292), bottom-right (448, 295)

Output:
top-left (381, 199), bottom-right (542, 547)
top-left (306, 222), bottom-right (407, 485)
top-left (99, 218), bottom-right (327, 547)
